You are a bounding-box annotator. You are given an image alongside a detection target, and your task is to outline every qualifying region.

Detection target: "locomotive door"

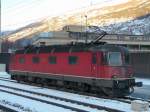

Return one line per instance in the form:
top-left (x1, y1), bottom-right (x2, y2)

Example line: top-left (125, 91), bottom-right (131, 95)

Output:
top-left (91, 53), bottom-right (98, 77)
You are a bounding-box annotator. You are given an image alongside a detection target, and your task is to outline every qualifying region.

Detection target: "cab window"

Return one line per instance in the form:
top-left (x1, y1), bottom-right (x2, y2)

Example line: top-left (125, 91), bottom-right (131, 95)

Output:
top-left (108, 52), bottom-right (122, 66)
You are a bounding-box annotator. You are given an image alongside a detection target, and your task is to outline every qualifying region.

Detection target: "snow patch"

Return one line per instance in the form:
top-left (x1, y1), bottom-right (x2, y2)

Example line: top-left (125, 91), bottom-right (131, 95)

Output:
top-left (0, 72), bottom-right (11, 78)
top-left (0, 92), bottom-right (73, 112)
top-left (136, 78), bottom-right (150, 86)
top-left (0, 79), bottom-right (133, 112)
top-left (99, 15), bottom-right (150, 35)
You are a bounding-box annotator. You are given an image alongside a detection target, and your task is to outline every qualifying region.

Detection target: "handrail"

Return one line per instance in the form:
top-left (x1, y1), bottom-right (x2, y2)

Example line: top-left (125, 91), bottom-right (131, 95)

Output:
top-left (102, 35), bottom-right (150, 41)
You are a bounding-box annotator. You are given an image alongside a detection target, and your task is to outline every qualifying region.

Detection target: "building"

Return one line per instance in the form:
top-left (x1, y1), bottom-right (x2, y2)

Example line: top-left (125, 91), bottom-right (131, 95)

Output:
top-left (33, 25), bottom-right (101, 46)
top-left (32, 31), bottom-right (74, 46)
top-left (33, 26), bottom-right (150, 52)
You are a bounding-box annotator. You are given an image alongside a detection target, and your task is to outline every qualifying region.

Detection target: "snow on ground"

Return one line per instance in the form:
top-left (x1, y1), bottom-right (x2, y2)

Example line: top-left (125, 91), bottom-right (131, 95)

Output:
top-left (0, 78), bottom-right (131, 111)
top-left (0, 72), bottom-right (11, 78)
top-left (136, 78), bottom-right (150, 86)
top-left (0, 72), bottom-right (149, 112)
top-left (0, 79), bottom-right (132, 111)
top-left (0, 92), bottom-right (73, 112)
top-left (0, 101), bottom-right (25, 112)
top-left (0, 87), bottom-right (104, 112)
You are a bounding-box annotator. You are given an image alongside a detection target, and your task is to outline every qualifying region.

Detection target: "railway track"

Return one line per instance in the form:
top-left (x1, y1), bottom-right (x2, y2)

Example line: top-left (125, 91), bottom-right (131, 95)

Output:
top-left (0, 77), bottom-right (17, 83)
top-left (0, 88), bottom-right (91, 112)
top-left (0, 104), bottom-right (18, 112)
top-left (0, 77), bottom-right (149, 111)
top-left (0, 84), bottom-right (124, 112)
top-left (0, 77), bottom-right (150, 102)
top-left (115, 97), bottom-right (150, 108)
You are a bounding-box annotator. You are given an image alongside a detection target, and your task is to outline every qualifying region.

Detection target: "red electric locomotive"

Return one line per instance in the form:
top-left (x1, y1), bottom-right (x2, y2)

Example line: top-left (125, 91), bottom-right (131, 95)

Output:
top-left (9, 42), bottom-right (142, 97)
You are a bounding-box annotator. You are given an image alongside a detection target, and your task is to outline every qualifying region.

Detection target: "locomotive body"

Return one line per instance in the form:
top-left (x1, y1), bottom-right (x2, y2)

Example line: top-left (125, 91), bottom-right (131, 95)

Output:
top-left (9, 44), bottom-right (142, 97)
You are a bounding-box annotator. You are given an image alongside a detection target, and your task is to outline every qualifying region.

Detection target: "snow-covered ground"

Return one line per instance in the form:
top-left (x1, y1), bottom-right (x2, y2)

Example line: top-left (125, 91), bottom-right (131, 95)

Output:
top-left (0, 79), bottom-right (131, 112)
top-left (136, 78), bottom-right (150, 86)
top-left (0, 72), bottom-right (149, 112)
top-left (0, 72), bottom-right (11, 78)
top-left (0, 86), bottom-right (106, 112)
top-left (0, 92), bottom-right (73, 112)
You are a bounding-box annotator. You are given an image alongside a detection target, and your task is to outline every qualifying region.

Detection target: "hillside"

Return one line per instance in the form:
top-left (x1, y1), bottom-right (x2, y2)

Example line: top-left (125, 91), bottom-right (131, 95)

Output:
top-left (3, 0), bottom-right (150, 42)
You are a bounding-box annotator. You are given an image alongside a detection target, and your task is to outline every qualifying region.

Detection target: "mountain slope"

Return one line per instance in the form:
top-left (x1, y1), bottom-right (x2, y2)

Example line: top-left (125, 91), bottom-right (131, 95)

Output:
top-left (3, 0), bottom-right (150, 41)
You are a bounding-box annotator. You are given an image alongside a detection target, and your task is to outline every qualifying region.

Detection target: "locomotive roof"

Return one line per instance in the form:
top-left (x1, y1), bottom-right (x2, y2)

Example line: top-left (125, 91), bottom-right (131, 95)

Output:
top-left (15, 43), bottom-right (128, 54)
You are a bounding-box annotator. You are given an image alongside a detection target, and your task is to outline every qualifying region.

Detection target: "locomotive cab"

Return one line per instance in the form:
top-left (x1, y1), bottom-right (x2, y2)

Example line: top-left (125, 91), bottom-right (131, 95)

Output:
top-left (93, 45), bottom-right (133, 79)
top-left (101, 51), bottom-right (133, 78)
top-left (93, 45), bottom-right (142, 97)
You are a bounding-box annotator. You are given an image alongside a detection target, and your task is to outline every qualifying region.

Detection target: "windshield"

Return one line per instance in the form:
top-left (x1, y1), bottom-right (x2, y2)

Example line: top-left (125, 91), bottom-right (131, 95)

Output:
top-left (108, 52), bottom-right (122, 66)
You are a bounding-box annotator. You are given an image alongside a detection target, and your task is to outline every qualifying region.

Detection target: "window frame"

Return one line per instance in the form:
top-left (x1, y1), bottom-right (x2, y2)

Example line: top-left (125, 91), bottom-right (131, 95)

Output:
top-left (32, 56), bottom-right (40, 64)
top-left (124, 53), bottom-right (130, 65)
top-left (68, 56), bottom-right (78, 65)
top-left (48, 56), bottom-right (57, 64)
top-left (92, 54), bottom-right (97, 64)
top-left (107, 52), bottom-right (122, 66)
top-left (19, 57), bottom-right (25, 64)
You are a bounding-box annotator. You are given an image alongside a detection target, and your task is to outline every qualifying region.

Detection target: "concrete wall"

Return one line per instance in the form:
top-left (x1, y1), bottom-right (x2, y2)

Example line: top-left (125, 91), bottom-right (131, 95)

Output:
top-left (130, 52), bottom-right (150, 78)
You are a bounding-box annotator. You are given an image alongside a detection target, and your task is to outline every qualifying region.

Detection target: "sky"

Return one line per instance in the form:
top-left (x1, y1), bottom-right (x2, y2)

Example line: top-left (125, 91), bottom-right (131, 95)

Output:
top-left (1, 0), bottom-right (105, 31)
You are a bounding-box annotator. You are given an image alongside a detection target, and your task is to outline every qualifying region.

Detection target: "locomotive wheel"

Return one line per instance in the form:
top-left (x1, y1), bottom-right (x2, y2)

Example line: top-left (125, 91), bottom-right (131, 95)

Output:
top-left (102, 88), bottom-right (114, 97)
top-left (83, 84), bottom-right (91, 92)
top-left (35, 77), bottom-right (42, 84)
top-left (16, 75), bottom-right (21, 82)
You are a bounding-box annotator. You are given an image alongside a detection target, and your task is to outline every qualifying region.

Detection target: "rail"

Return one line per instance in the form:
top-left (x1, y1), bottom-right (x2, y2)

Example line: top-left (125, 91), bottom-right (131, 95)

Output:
top-left (0, 104), bottom-right (18, 112)
top-left (0, 83), bottom-right (124, 112)
top-left (0, 77), bottom-right (149, 110)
